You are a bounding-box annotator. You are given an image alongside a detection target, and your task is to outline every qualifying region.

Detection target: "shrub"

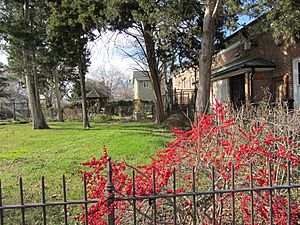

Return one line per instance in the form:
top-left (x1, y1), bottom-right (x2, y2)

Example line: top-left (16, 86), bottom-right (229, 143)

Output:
top-left (0, 105), bottom-right (13, 119)
top-left (78, 102), bottom-right (300, 224)
top-left (90, 114), bottom-right (112, 123)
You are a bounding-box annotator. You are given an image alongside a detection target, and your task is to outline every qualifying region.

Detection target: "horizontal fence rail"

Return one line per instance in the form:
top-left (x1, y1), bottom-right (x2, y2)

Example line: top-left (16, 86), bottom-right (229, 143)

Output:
top-left (0, 174), bottom-right (98, 225)
top-left (0, 158), bottom-right (299, 224)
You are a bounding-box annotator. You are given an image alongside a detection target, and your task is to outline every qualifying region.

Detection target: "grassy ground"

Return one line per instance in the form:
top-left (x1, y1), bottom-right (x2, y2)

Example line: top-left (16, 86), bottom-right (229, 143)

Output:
top-left (0, 121), bottom-right (172, 224)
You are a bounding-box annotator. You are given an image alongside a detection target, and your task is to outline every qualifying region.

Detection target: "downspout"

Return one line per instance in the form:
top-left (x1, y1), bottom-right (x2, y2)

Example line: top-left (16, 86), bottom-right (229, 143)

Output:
top-left (283, 74), bottom-right (288, 101)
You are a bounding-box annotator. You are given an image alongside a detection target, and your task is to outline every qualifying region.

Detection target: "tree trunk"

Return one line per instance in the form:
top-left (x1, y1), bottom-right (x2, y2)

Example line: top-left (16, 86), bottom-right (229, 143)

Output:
top-left (195, 0), bottom-right (219, 114)
top-left (53, 65), bottom-right (64, 122)
top-left (143, 24), bottom-right (165, 124)
top-left (46, 86), bottom-right (54, 119)
top-left (23, 52), bottom-right (49, 129)
top-left (23, 0), bottom-right (48, 129)
top-left (78, 60), bottom-right (90, 129)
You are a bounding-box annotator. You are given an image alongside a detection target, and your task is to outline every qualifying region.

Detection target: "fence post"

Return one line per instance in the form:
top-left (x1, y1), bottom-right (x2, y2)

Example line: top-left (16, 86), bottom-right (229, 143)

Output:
top-left (26, 102), bottom-right (30, 120)
top-left (0, 179), bottom-right (3, 225)
top-left (13, 101), bottom-right (16, 121)
top-left (106, 157), bottom-right (115, 225)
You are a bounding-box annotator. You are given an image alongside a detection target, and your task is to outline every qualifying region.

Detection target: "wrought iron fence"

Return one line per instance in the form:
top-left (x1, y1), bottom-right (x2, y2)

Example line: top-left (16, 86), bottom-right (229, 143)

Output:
top-left (0, 157), bottom-right (299, 225)
top-left (173, 89), bottom-right (195, 105)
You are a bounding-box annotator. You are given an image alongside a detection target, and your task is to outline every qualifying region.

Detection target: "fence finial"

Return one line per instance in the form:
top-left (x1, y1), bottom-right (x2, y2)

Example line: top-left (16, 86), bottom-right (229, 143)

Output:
top-left (106, 156), bottom-right (115, 225)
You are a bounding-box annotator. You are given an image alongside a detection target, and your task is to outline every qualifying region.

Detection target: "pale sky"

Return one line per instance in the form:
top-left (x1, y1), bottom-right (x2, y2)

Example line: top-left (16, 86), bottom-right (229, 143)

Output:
top-left (88, 31), bottom-right (138, 78)
top-left (0, 51), bottom-right (7, 65)
top-left (0, 31), bottom-right (138, 78)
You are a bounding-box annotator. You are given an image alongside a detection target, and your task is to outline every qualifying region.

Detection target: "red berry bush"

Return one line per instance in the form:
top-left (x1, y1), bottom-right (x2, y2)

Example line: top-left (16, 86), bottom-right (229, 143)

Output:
top-left (78, 103), bottom-right (300, 224)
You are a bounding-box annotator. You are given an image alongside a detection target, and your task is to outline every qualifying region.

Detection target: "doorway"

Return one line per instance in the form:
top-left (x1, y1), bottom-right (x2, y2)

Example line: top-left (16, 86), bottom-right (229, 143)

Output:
top-left (230, 74), bottom-right (245, 107)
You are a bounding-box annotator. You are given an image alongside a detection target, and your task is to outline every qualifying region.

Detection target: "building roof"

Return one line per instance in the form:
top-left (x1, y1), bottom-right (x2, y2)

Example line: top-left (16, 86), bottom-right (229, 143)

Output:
top-left (86, 88), bottom-right (109, 99)
top-left (132, 71), bottom-right (150, 81)
top-left (212, 58), bottom-right (276, 77)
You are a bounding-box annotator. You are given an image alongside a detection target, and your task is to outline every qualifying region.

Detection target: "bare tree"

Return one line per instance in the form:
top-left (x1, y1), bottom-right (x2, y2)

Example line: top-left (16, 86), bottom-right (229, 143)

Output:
top-left (90, 66), bottom-right (133, 101)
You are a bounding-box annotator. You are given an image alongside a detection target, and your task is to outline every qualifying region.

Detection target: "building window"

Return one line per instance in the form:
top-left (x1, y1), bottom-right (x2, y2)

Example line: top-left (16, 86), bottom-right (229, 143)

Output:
top-left (143, 82), bottom-right (149, 88)
top-left (190, 77), bottom-right (195, 88)
top-left (293, 58), bottom-right (300, 109)
top-left (298, 62), bottom-right (300, 85)
top-left (182, 79), bottom-right (185, 89)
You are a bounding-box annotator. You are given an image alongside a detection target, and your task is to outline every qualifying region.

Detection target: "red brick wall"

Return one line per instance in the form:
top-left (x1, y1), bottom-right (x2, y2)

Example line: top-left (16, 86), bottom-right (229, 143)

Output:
top-left (213, 32), bottom-right (300, 101)
top-left (252, 71), bottom-right (273, 102)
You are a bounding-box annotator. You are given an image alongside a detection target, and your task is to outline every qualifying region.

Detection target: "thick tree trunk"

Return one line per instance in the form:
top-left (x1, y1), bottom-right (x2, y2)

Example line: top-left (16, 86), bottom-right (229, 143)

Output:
top-left (23, 0), bottom-right (48, 129)
top-left (53, 65), bottom-right (64, 122)
top-left (24, 55), bottom-right (49, 129)
top-left (143, 24), bottom-right (165, 124)
top-left (78, 60), bottom-right (90, 129)
top-left (195, 0), bottom-right (219, 114)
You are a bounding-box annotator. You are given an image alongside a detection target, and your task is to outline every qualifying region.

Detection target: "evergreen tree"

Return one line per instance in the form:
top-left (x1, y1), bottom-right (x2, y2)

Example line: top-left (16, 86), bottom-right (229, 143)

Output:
top-left (47, 0), bottom-right (105, 129)
top-left (0, 62), bottom-right (8, 97)
top-left (0, 0), bottom-right (49, 129)
top-left (104, 0), bottom-right (202, 123)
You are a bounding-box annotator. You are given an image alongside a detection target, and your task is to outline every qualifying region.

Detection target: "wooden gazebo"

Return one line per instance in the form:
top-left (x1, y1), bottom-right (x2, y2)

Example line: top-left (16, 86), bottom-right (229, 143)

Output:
top-left (86, 88), bottom-right (109, 114)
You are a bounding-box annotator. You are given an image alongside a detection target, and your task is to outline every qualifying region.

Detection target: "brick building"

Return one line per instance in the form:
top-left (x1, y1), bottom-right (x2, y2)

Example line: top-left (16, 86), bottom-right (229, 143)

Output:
top-left (211, 19), bottom-right (300, 109)
top-left (172, 68), bottom-right (197, 105)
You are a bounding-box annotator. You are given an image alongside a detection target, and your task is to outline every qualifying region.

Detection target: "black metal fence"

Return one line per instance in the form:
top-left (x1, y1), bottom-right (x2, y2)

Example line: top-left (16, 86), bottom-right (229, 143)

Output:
top-left (0, 101), bottom-right (30, 121)
top-left (173, 89), bottom-right (195, 105)
top-left (0, 157), bottom-right (299, 225)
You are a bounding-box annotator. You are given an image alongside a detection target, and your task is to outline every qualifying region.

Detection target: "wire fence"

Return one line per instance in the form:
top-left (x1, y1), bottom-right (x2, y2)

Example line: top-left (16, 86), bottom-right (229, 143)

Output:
top-left (0, 157), bottom-right (299, 224)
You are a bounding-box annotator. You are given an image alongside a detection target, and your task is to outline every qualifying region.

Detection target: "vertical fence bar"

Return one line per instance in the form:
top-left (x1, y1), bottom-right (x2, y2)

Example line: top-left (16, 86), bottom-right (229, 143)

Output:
top-left (152, 168), bottom-right (157, 225)
top-left (26, 102), bottom-right (30, 120)
top-left (231, 163), bottom-right (235, 225)
top-left (106, 157), bottom-right (115, 225)
top-left (212, 167), bottom-right (216, 225)
top-left (268, 163), bottom-right (273, 225)
top-left (132, 170), bottom-right (137, 225)
top-left (83, 174), bottom-right (88, 225)
top-left (192, 168), bottom-right (197, 225)
top-left (173, 168), bottom-right (177, 225)
top-left (41, 176), bottom-right (46, 225)
top-left (19, 177), bottom-right (25, 225)
top-left (13, 101), bottom-right (16, 120)
top-left (0, 179), bottom-right (3, 225)
top-left (250, 163), bottom-right (254, 225)
top-left (287, 161), bottom-right (291, 225)
top-left (296, 156), bottom-right (300, 180)
top-left (62, 175), bottom-right (68, 225)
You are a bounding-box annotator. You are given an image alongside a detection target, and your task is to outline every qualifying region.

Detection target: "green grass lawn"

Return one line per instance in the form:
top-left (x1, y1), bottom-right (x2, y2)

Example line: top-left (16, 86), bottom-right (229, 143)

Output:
top-left (0, 121), bottom-right (172, 224)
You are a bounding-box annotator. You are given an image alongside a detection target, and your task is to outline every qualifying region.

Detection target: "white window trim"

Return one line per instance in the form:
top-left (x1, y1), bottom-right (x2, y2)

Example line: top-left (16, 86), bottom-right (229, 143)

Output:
top-left (293, 57), bottom-right (300, 109)
top-left (190, 77), bottom-right (195, 88)
top-left (143, 81), bottom-right (149, 88)
top-left (181, 79), bottom-right (185, 89)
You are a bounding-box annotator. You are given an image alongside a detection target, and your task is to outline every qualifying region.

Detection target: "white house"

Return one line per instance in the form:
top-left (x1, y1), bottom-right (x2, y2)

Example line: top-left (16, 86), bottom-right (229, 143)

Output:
top-left (132, 71), bottom-right (154, 101)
